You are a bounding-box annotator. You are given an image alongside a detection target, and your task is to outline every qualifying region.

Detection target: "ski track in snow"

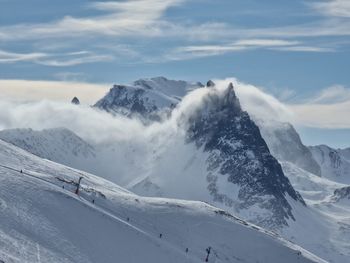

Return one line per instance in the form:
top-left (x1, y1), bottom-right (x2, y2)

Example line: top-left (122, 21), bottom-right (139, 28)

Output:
top-left (0, 139), bottom-right (325, 263)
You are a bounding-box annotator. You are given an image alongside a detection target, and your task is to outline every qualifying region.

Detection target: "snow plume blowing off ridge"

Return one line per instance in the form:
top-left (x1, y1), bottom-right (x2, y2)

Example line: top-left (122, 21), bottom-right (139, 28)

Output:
top-left (0, 78), bottom-right (294, 143)
top-left (0, 80), bottom-right (301, 202)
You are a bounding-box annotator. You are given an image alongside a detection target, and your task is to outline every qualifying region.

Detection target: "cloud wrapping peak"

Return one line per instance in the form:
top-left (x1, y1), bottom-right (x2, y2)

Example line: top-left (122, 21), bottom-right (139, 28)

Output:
top-left (0, 77), bottom-right (348, 138)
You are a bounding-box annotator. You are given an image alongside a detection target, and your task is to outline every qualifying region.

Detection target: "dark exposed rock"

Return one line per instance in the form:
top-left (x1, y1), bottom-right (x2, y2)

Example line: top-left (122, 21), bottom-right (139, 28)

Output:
top-left (186, 83), bottom-right (305, 228)
top-left (206, 80), bottom-right (215, 87)
top-left (71, 97), bottom-right (80, 105)
top-left (332, 186), bottom-right (350, 202)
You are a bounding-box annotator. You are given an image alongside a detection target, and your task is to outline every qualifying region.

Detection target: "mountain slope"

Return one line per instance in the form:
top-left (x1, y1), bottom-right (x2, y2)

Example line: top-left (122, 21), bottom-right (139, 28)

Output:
top-left (94, 77), bottom-right (202, 120)
top-left (131, 83), bottom-right (305, 230)
top-left (280, 161), bottom-right (350, 262)
top-left (309, 145), bottom-right (350, 184)
top-left (257, 120), bottom-right (321, 176)
top-left (0, 139), bottom-right (323, 263)
top-left (0, 127), bottom-right (96, 171)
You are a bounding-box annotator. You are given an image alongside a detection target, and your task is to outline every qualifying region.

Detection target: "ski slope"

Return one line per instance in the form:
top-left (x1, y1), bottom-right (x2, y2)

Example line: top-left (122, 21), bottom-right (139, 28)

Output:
top-left (0, 139), bottom-right (324, 263)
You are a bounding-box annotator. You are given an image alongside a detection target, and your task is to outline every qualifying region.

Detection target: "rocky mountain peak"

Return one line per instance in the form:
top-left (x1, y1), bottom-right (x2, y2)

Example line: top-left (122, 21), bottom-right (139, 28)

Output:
top-left (71, 97), bottom-right (80, 105)
top-left (206, 80), bottom-right (215, 87)
top-left (186, 83), bottom-right (305, 228)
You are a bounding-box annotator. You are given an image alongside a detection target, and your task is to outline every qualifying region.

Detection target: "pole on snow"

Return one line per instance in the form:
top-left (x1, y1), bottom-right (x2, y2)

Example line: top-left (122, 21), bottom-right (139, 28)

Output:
top-left (205, 247), bottom-right (211, 262)
top-left (75, 176), bottom-right (83, 195)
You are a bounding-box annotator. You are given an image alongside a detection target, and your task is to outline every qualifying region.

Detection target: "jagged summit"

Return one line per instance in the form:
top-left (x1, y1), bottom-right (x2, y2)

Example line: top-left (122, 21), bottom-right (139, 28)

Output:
top-left (71, 96), bottom-right (80, 105)
top-left (185, 83), bottom-right (305, 228)
top-left (127, 83), bottom-right (306, 229)
top-left (206, 80), bottom-right (215, 87)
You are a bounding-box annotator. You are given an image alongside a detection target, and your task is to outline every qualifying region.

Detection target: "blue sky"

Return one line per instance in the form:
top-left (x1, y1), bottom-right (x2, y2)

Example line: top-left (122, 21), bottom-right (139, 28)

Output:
top-left (0, 0), bottom-right (349, 148)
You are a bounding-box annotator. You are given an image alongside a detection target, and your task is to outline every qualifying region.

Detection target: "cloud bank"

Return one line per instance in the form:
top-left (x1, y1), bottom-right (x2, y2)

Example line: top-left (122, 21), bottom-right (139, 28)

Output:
top-left (0, 77), bottom-right (348, 152)
top-left (0, 79), bottom-right (109, 104)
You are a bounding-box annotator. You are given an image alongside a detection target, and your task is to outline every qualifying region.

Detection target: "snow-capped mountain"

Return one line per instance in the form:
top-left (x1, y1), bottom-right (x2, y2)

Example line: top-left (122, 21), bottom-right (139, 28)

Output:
top-left (309, 145), bottom-right (350, 184)
top-left (185, 83), bottom-right (305, 228)
top-left (94, 76), bottom-right (202, 120)
top-left (123, 82), bottom-right (305, 230)
top-left (2, 76), bottom-right (350, 262)
top-left (0, 139), bottom-right (323, 263)
top-left (258, 120), bottom-right (321, 176)
top-left (0, 128), bottom-right (96, 170)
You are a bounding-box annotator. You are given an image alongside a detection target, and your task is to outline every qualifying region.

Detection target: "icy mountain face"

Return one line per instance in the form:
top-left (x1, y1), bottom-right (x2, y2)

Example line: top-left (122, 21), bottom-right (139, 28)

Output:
top-left (0, 128), bottom-right (96, 168)
top-left (309, 145), bottom-right (350, 184)
top-left (94, 77), bottom-right (202, 120)
top-left (258, 121), bottom-right (321, 176)
top-left (184, 83), bottom-right (305, 229)
top-left (0, 139), bottom-right (323, 263)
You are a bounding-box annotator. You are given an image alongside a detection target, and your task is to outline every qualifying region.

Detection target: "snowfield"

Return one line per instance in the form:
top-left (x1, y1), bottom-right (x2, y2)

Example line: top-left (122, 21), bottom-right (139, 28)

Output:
top-left (0, 139), bottom-right (325, 263)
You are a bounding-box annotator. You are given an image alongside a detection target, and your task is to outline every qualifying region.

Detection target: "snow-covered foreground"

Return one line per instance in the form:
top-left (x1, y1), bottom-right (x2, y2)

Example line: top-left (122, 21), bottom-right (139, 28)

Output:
top-left (0, 139), bottom-right (324, 263)
top-left (281, 162), bottom-right (350, 262)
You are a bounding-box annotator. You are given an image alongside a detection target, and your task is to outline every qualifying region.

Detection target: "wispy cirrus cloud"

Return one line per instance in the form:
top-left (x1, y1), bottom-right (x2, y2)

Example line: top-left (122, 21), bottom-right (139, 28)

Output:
top-left (164, 39), bottom-right (333, 61)
top-left (0, 0), bottom-right (185, 41)
top-left (0, 49), bottom-right (113, 66)
top-left (290, 85), bottom-right (350, 129)
top-left (310, 0), bottom-right (350, 17)
top-left (306, 85), bottom-right (350, 104)
top-left (0, 0), bottom-right (348, 66)
top-left (0, 50), bottom-right (47, 63)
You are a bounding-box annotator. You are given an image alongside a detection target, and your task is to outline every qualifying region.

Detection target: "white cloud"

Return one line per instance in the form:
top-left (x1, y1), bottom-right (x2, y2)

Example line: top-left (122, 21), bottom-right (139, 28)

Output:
top-left (0, 50), bottom-right (47, 63)
top-left (0, 0), bottom-right (347, 63)
top-left (307, 85), bottom-right (350, 104)
top-left (310, 0), bottom-right (350, 17)
top-left (0, 0), bottom-right (185, 41)
top-left (0, 79), bottom-right (109, 104)
top-left (0, 49), bottom-right (113, 66)
top-left (165, 39), bottom-right (332, 60)
top-left (234, 39), bottom-right (299, 47)
top-left (271, 46), bottom-right (334, 52)
top-left (38, 54), bottom-right (114, 67)
top-left (0, 77), bottom-right (348, 152)
top-left (213, 78), bottom-right (295, 123)
top-left (291, 101), bottom-right (350, 129)
top-left (288, 85), bottom-right (350, 129)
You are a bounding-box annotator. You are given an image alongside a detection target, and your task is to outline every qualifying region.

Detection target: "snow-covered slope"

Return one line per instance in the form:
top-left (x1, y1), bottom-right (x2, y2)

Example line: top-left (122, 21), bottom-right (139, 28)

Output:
top-left (258, 120), bottom-right (321, 176)
top-left (309, 145), bottom-right (350, 184)
top-left (280, 161), bottom-right (350, 262)
top-left (2, 77), bottom-right (350, 262)
top-left (0, 139), bottom-right (323, 263)
top-left (94, 76), bottom-right (202, 120)
top-left (0, 127), bottom-right (96, 171)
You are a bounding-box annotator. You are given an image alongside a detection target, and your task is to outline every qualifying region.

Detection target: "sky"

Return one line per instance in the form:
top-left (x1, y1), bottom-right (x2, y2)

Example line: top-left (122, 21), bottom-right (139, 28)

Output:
top-left (0, 0), bottom-right (349, 148)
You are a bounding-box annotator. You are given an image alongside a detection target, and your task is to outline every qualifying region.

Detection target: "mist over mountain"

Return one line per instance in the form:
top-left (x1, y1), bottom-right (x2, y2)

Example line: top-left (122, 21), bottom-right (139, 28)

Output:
top-left (0, 76), bottom-right (349, 262)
